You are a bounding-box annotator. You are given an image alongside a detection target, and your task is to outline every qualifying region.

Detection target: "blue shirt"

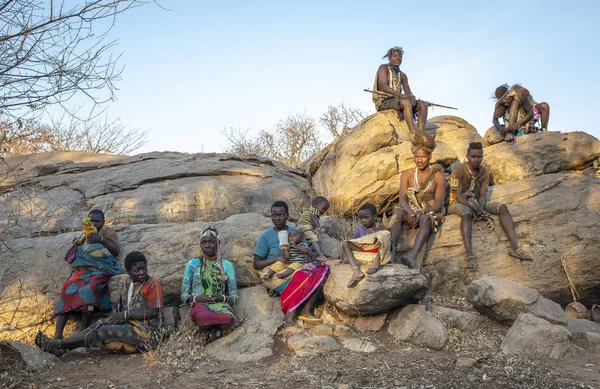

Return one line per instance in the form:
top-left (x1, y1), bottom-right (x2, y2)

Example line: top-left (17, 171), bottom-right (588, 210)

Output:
top-left (254, 225), bottom-right (308, 260)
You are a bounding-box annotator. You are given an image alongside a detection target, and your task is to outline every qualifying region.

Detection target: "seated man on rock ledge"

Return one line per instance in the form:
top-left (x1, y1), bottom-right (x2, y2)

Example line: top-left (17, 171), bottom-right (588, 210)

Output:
top-left (253, 201), bottom-right (329, 326)
top-left (390, 136), bottom-right (446, 269)
top-left (493, 83), bottom-right (550, 142)
top-left (448, 142), bottom-right (533, 271)
top-left (373, 46), bottom-right (429, 134)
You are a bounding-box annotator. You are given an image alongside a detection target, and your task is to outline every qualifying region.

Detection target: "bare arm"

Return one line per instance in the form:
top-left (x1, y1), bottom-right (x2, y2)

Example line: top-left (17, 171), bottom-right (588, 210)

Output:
top-left (477, 185), bottom-right (488, 216)
top-left (312, 214), bottom-right (321, 230)
top-left (253, 254), bottom-right (282, 271)
top-left (453, 190), bottom-right (475, 209)
top-left (513, 93), bottom-right (535, 129)
top-left (398, 170), bottom-right (416, 217)
top-left (423, 173), bottom-right (446, 214)
top-left (492, 105), bottom-right (507, 132)
top-left (377, 65), bottom-right (413, 99)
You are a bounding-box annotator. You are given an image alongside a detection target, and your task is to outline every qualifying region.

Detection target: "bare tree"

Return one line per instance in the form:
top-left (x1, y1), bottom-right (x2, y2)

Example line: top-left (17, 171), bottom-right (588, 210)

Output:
top-left (222, 113), bottom-right (324, 168)
top-left (0, 0), bottom-right (152, 120)
top-left (319, 103), bottom-right (369, 138)
top-left (0, 115), bottom-right (148, 158)
top-left (275, 113), bottom-right (323, 167)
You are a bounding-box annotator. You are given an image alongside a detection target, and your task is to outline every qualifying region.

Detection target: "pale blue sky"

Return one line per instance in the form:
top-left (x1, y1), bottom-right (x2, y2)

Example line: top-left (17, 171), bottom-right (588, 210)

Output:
top-left (102, 0), bottom-right (599, 154)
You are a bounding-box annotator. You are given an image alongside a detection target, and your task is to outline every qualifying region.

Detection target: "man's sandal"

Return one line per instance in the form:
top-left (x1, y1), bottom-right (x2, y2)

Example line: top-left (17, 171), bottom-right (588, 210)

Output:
top-left (35, 331), bottom-right (64, 357)
top-left (347, 274), bottom-right (365, 288)
top-left (466, 255), bottom-right (479, 272)
top-left (508, 248), bottom-right (533, 261)
top-left (365, 265), bottom-right (383, 275)
top-left (298, 315), bottom-right (322, 325)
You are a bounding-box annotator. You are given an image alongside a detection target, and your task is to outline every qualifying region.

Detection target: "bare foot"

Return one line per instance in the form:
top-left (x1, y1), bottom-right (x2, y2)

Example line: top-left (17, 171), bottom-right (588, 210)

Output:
top-left (262, 270), bottom-right (275, 280)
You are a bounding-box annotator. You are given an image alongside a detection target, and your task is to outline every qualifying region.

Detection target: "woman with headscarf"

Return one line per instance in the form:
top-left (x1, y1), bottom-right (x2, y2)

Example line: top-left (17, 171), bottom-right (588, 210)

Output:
top-left (181, 227), bottom-right (238, 337)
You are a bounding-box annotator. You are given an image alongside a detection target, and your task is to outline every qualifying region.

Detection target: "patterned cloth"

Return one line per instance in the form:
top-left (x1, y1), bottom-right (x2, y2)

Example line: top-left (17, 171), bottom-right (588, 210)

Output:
top-left (351, 224), bottom-right (383, 239)
top-left (54, 242), bottom-right (122, 316)
top-left (346, 230), bottom-right (392, 265)
top-left (404, 166), bottom-right (444, 232)
top-left (180, 257), bottom-right (238, 324)
top-left (373, 64), bottom-right (403, 110)
top-left (279, 262), bottom-right (329, 314)
top-left (83, 276), bottom-right (164, 353)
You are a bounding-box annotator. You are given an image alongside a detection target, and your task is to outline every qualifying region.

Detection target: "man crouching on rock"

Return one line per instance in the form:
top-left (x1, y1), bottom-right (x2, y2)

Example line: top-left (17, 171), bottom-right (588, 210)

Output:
top-left (448, 142), bottom-right (533, 271)
top-left (390, 138), bottom-right (446, 269)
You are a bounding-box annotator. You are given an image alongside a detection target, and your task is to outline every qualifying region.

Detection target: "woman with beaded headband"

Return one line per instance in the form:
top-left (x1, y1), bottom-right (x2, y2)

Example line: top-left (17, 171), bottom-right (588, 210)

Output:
top-left (181, 227), bottom-right (238, 339)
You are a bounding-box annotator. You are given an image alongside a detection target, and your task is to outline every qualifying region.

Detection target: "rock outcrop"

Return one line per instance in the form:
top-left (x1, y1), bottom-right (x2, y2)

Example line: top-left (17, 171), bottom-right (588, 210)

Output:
top-left (0, 151), bottom-right (313, 237)
top-left (323, 264), bottom-right (428, 316)
top-left (305, 111), bottom-right (458, 215)
top-left (0, 340), bottom-right (59, 371)
top-left (401, 173), bottom-right (600, 305)
top-left (500, 313), bottom-right (572, 359)
top-left (467, 276), bottom-right (567, 325)
top-left (483, 131), bottom-right (600, 185)
top-left (426, 115), bottom-right (487, 156)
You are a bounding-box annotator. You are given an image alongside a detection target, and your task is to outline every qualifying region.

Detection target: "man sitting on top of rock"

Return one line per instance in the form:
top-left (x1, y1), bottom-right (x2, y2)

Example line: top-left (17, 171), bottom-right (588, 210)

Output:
top-left (390, 134), bottom-right (446, 269)
top-left (492, 84), bottom-right (550, 142)
top-left (448, 142), bottom-right (533, 271)
top-left (372, 46), bottom-right (429, 134)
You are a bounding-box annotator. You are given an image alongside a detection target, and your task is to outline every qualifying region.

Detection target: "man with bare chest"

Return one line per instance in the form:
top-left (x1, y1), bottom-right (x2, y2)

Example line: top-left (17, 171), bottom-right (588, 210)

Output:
top-left (390, 145), bottom-right (446, 268)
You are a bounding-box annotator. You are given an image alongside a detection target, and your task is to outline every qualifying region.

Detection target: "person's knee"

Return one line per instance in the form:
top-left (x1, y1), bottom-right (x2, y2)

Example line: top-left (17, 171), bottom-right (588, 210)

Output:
top-left (461, 212), bottom-right (474, 221)
top-left (341, 240), bottom-right (350, 249)
top-left (499, 204), bottom-right (510, 215)
top-left (417, 100), bottom-right (428, 112)
top-left (418, 214), bottom-right (432, 225)
top-left (539, 102), bottom-right (549, 111)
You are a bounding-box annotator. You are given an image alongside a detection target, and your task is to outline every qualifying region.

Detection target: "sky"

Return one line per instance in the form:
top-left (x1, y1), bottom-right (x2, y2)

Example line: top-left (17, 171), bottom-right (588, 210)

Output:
top-left (97, 0), bottom-right (599, 154)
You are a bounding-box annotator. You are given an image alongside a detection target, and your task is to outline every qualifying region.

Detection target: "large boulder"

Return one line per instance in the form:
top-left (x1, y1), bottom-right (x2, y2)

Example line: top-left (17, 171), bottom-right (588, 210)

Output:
top-left (0, 214), bottom-right (273, 340)
top-left (427, 115), bottom-right (487, 156)
top-left (482, 131), bottom-right (600, 185)
top-left (500, 313), bottom-right (572, 359)
top-left (467, 276), bottom-right (567, 325)
top-left (567, 318), bottom-right (600, 334)
top-left (0, 151), bottom-right (313, 237)
top-left (398, 173), bottom-right (600, 305)
top-left (323, 264), bottom-right (428, 316)
top-left (205, 286), bottom-right (283, 363)
top-left (305, 111), bottom-right (457, 215)
top-left (426, 304), bottom-right (488, 332)
top-left (387, 304), bottom-right (448, 350)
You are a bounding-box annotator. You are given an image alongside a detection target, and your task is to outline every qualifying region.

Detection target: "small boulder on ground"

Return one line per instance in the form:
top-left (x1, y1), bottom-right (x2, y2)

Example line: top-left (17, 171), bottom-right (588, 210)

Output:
top-left (324, 264), bottom-right (428, 317)
top-left (387, 304), bottom-right (448, 350)
top-left (0, 341), bottom-right (59, 371)
top-left (286, 334), bottom-right (341, 357)
top-left (500, 313), bottom-right (572, 359)
top-left (353, 313), bottom-right (387, 332)
top-left (567, 318), bottom-right (600, 334)
top-left (467, 276), bottom-right (567, 325)
top-left (426, 304), bottom-right (488, 332)
top-left (206, 286), bottom-right (283, 363)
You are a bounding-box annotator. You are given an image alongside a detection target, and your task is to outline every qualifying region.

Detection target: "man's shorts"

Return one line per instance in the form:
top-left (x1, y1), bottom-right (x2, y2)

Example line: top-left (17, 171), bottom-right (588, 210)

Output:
top-left (298, 224), bottom-right (319, 243)
top-left (447, 202), bottom-right (503, 217)
top-left (377, 97), bottom-right (421, 120)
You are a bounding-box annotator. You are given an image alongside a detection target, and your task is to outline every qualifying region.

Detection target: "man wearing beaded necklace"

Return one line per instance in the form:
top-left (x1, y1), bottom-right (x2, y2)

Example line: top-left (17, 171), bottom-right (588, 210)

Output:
top-left (389, 144), bottom-right (446, 269)
top-left (372, 46), bottom-right (429, 134)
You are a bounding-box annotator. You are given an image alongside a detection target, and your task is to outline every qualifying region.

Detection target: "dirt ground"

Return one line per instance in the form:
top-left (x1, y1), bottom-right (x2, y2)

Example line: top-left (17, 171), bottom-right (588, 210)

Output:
top-left (3, 322), bottom-right (600, 389)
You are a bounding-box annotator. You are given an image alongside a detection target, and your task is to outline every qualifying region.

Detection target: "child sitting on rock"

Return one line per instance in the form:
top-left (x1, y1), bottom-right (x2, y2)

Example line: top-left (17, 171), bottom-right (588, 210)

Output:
top-left (296, 196), bottom-right (330, 261)
top-left (341, 203), bottom-right (392, 288)
top-left (262, 227), bottom-right (310, 280)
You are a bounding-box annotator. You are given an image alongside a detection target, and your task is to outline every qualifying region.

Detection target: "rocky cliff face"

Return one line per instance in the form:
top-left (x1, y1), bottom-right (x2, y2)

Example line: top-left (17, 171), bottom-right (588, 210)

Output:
top-left (1, 112), bottom-right (599, 341)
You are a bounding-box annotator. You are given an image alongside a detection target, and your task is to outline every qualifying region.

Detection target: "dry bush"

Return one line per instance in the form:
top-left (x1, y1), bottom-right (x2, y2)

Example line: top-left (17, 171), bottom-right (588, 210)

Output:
top-left (0, 0), bottom-right (153, 120)
top-left (319, 103), bottom-right (368, 138)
